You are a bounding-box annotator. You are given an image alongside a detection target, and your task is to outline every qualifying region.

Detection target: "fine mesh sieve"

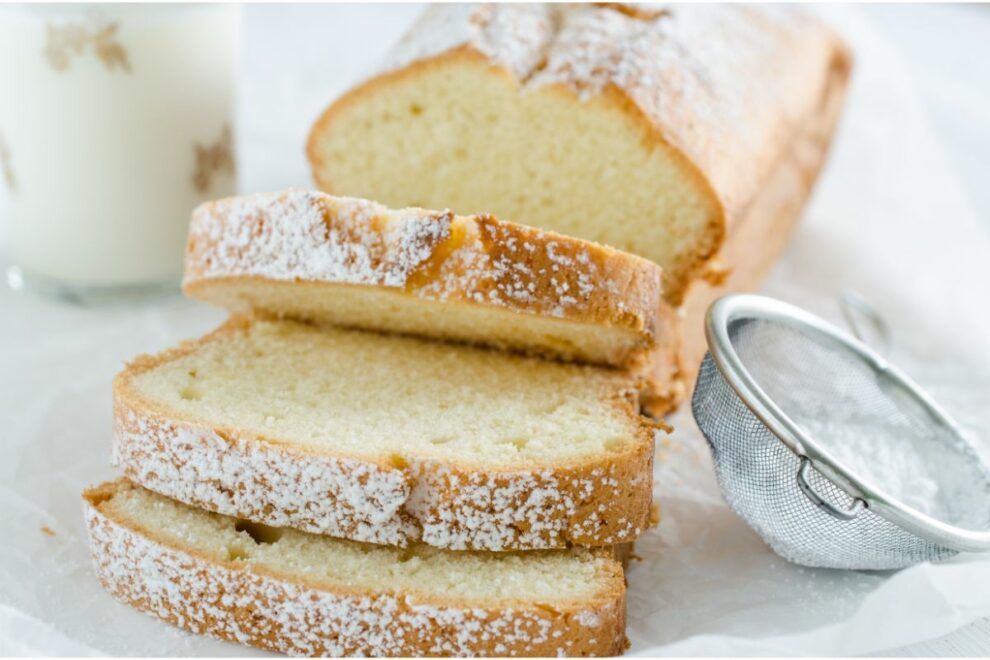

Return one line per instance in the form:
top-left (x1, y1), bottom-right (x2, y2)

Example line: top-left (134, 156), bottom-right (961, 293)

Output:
top-left (691, 294), bottom-right (990, 570)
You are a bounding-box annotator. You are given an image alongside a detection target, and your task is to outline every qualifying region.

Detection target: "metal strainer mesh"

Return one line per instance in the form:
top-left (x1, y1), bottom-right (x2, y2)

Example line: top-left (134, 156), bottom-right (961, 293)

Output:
top-left (692, 301), bottom-right (990, 570)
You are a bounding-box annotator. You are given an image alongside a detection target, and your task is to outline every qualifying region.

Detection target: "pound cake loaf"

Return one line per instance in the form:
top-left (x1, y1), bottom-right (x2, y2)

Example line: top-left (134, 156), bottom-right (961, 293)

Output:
top-left (113, 317), bottom-right (657, 551)
top-left (84, 479), bottom-right (628, 656)
top-left (307, 3), bottom-right (850, 383)
top-left (184, 190), bottom-right (681, 414)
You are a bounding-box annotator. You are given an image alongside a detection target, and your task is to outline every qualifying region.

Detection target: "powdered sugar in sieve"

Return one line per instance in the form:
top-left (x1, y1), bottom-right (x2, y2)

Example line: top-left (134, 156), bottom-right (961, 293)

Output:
top-left (692, 294), bottom-right (990, 570)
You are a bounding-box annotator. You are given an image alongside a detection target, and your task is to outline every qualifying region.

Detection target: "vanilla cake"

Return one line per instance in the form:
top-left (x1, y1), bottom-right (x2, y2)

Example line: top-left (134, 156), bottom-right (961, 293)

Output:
top-left (84, 479), bottom-right (628, 656)
top-left (113, 317), bottom-right (657, 551)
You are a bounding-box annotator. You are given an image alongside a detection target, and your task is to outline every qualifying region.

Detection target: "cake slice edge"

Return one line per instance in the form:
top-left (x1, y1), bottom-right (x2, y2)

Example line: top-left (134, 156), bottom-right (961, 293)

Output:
top-left (112, 317), bottom-right (659, 551)
top-left (83, 478), bottom-right (629, 657)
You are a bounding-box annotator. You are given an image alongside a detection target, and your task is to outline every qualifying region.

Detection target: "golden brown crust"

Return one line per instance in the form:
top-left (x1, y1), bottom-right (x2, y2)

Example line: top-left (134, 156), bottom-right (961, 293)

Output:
top-left (676, 40), bottom-right (852, 392)
top-left (83, 479), bottom-right (629, 657)
top-left (112, 318), bottom-right (657, 551)
top-left (630, 302), bottom-right (684, 417)
top-left (183, 189), bottom-right (665, 364)
top-left (610, 541), bottom-right (636, 573)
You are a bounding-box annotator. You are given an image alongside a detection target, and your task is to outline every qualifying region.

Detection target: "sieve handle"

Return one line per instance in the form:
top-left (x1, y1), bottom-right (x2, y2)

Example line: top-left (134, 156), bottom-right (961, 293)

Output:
top-left (796, 457), bottom-right (867, 521)
top-left (840, 290), bottom-right (892, 357)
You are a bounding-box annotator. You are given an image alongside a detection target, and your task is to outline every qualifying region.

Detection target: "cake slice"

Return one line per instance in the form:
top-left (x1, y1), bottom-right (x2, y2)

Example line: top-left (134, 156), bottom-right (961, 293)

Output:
top-left (113, 317), bottom-right (657, 551)
top-left (183, 189), bottom-right (681, 414)
top-left (84, 479), bottom-right (628, 656)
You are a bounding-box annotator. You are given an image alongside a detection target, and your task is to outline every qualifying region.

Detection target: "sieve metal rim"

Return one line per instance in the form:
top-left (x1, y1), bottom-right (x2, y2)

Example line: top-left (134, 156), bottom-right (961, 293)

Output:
top-left (704, 293), bottom-right (990, 553)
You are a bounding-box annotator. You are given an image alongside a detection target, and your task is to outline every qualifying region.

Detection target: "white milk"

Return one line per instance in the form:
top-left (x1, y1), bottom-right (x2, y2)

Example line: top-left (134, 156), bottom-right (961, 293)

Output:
top-left (0, 5), bottom-right (238, 299)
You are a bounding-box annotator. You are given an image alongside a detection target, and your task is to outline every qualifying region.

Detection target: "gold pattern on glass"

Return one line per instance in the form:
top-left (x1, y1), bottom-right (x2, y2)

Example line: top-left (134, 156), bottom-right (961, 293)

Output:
top-left (44, 20), bottom-right (131, 73)
top-left (192, 124), bottom-right (236, 194)
top-left (0, 132), bottom-right (16, 194)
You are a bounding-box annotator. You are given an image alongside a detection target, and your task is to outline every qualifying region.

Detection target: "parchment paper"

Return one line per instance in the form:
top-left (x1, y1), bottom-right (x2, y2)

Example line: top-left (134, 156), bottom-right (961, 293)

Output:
top-left (1, 5), bottom-right (988, 656)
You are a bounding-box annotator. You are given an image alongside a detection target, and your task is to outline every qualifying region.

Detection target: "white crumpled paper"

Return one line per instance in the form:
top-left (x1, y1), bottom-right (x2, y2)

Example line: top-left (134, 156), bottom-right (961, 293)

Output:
top-left (1, 5), bottom-right (988, 656)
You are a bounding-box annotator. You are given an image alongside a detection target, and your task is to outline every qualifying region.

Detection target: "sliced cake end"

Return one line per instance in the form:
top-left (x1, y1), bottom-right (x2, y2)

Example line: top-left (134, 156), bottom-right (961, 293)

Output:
top-left (84, 479), bottom-right (628, 657)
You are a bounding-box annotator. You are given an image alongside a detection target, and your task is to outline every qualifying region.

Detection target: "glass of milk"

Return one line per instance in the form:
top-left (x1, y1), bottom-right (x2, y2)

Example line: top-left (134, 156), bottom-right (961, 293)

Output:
top-left (0, 4), bottom-right (239, 303)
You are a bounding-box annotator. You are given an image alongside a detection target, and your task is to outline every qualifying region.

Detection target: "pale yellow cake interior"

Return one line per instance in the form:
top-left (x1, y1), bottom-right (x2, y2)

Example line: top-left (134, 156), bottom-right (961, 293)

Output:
top-left (188, 278), bottom-right (646, 367)
top-left (128, 319), bottom-right (645, 467)
top-left (99, 483), bottom-right (618, 603)
top-left (310, 57), bottom-right (721, 300)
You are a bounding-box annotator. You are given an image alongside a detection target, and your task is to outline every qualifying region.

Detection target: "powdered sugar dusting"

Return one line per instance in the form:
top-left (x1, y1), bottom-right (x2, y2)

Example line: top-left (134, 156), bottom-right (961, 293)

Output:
top-left (112, 403), bottom-right (652, 551)
top-left (185, 190), bottom-right (660, 337)
top-left (377, 4), bottom-right (843, 216)
top-left (84, 498), bottom-right (626, 656)
top-left (187, 190), bottom-right (452, 289)
top-left (113, 407), bottom-right (418, 547)
top-left (385, 4), bottom-right (555, 80)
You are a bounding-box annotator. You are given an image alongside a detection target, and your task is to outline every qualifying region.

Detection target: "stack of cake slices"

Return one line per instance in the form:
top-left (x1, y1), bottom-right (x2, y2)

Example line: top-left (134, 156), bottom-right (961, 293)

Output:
top-left (83, 189), bottom-right (678, 656)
